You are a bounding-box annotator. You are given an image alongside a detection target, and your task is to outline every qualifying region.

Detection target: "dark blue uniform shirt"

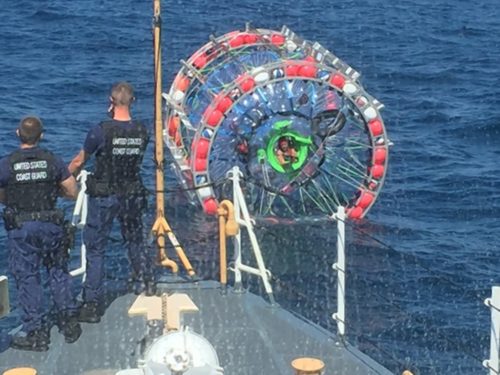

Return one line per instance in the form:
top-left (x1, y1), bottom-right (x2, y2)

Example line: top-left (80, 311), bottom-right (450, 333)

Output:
top-left (83, 120), bottom-right (148, 156)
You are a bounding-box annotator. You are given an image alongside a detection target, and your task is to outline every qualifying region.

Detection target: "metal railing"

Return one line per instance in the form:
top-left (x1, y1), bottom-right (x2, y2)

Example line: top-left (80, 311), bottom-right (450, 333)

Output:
top-left (331, 206), bottom-right (346, 336)
top-left (69, 170), bottom-right (89, 277)
top-left (225, 166), bottom-right (275, 305)
top-left (484, 286), bottom-right (500, 375)
top-left (221, 166), bottom-right (347, 332)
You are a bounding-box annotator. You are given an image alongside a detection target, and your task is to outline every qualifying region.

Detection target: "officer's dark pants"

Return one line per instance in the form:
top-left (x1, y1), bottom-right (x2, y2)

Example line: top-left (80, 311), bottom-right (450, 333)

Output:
top-left (8, 221), bottom-right (78, 333)
top-left (82, 194), bottom-right (151, 303)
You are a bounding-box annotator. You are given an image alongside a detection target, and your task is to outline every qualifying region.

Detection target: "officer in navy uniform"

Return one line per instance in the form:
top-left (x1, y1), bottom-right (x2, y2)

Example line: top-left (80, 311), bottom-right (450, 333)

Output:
top-left (69, 82), bottom-right (155, 323)
top-left (0, 116), bottom-right (82, 351)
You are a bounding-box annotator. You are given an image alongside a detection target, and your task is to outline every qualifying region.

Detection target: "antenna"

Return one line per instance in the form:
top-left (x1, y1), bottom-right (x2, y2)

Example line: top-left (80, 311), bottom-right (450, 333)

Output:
top-left (151, 0), bottom-right (195, 277)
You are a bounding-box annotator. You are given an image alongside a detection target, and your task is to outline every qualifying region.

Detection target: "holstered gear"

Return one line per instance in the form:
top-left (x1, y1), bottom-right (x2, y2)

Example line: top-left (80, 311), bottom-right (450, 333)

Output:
top-left (3, 208), bottom-right (64, 231)
top-left (62, 221), bottom-right (76, 253)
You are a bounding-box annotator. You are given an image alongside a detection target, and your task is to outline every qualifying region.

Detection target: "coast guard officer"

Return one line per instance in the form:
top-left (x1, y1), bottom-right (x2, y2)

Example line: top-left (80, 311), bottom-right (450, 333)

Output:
top-left (69, 82), bottom-right (154, 323)
top-left (0, 116), bottom-right (82, 351)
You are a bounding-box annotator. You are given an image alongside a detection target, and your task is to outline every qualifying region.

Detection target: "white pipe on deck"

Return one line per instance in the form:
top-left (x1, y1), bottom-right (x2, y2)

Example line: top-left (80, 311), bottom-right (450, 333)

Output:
top-left (332, 206), bottom-right (346, 336)
top-left (484, 286), bottom-right (500, 375)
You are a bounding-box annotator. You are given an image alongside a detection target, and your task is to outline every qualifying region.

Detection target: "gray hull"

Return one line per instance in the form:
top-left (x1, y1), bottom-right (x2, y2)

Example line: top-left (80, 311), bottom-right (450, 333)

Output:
top-left (0, 280), bottom-right (393, 375)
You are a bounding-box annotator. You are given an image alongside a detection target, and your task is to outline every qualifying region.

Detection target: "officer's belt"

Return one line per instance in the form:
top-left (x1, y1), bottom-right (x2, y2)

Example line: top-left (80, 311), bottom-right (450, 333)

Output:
top-left (3, 208), bottom-right (65, 230)
top-left (86, 176), bottom-right (144, 197)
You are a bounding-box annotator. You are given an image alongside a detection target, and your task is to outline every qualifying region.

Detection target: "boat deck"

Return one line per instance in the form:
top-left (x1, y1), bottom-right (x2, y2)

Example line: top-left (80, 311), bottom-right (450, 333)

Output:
top-left (0, 280), bottom-right (393, 375)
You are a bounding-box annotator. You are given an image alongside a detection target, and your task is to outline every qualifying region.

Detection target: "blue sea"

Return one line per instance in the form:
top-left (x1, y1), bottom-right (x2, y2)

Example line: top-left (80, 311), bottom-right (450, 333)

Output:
top-left (1, 0), bottom-right (500, 374)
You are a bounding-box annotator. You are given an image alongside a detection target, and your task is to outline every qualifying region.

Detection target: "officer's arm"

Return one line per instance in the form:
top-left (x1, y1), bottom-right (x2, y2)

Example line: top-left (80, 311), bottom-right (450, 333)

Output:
top-left (0, 159), bottom-right (8, 204)
top-left (276, 150), bottom-right (286, 165)
top-left (68, 150), bottom-right (88, 176)
top-left (60, 176), bottom-right (78, 200)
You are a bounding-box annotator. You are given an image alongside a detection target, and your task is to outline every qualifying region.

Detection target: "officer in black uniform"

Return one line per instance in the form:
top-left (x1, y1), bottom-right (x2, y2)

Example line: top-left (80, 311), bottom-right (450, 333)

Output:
top-left (0, 116), bottom-right (81, 351)
top-left (69, 82), bottom-right (155, 323)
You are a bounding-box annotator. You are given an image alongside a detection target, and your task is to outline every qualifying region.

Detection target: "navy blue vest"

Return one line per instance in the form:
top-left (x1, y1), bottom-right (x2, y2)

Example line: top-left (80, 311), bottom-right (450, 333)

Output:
top-left (6, 148), bottom-right (59, 212)
top-left (89, 120), bottom-right (148, 196)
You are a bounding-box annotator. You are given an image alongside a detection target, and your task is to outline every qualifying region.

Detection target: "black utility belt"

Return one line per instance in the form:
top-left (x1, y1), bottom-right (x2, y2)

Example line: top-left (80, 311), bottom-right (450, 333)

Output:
top-left (3, 208), bottom-right (65, 230)
top-left (86, 176), bottom-right (145, 197)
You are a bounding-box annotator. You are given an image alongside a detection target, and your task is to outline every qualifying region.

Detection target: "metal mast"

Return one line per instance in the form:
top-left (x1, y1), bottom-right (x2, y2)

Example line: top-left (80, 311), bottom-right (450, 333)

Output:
top-left (151, 0), bottom-right (195, 276)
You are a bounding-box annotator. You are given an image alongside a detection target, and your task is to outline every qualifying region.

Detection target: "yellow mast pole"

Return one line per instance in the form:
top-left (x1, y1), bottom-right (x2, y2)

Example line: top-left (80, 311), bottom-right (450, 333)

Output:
top-left (151, 0), bottom-right (195, 276)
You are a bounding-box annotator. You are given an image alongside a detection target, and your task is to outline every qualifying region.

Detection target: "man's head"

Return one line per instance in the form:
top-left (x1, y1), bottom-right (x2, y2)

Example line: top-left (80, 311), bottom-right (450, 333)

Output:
top-left (17, 116), bottom-right (44, 145)
top-left (278, 138), bottom-right (289, 152)
top-left (110, 81), bottom-right (135, 107)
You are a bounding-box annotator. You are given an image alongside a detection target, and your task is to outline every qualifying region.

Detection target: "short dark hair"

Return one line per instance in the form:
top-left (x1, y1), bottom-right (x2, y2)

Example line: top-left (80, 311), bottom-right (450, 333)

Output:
top-left (19, 116), bottom-right (43, 145)
top-left (110, 81), bottom-right (134, 106)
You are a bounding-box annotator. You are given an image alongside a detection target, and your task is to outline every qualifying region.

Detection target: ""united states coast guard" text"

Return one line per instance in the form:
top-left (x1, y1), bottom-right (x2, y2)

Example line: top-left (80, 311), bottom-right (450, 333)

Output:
top-left (13, 160), bottom-right (48, 182)
top-left (112, 137), bottom-right (143, 155)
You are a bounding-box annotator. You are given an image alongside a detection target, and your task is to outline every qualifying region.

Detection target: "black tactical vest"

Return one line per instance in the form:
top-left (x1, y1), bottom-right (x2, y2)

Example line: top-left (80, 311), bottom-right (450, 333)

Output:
top-left (5, 148), bottom-right (59, 212)
top-left (90, 120), bottom-right (148, 196)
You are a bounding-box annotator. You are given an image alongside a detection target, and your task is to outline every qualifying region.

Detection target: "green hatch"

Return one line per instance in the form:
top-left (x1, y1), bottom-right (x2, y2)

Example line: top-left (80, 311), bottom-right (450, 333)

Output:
top-left (259, 120), bottom-right (313, 173)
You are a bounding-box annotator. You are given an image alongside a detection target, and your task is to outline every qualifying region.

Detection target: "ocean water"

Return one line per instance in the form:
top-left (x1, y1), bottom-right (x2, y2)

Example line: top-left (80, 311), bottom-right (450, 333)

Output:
top-left (1, 0), bottom-right (500, 374)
